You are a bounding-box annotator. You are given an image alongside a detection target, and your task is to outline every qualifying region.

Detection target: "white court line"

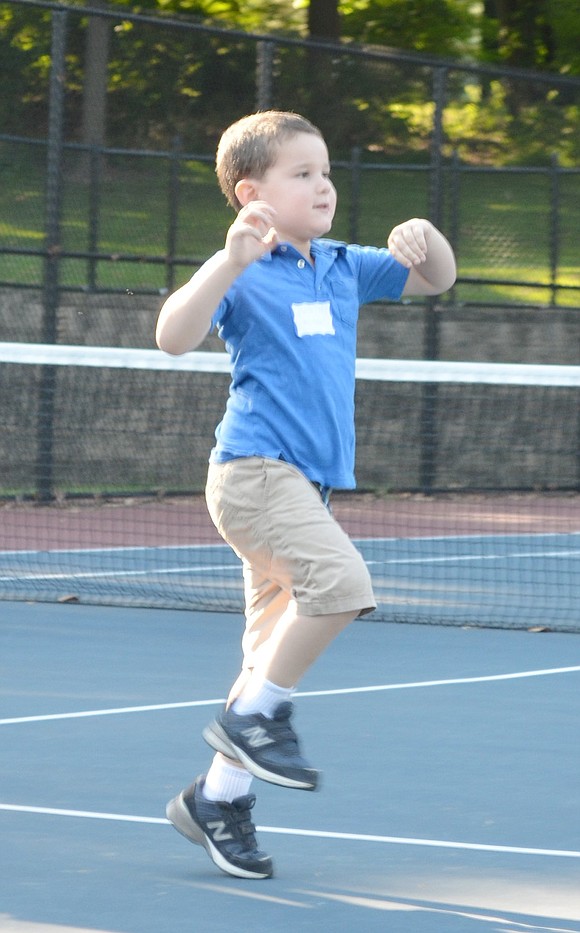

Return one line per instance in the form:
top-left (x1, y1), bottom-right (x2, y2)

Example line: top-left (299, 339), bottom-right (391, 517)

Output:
top-left (1, 666), bottom-right (579, 726)
top-left (2, 533), bottom-right (579, 560)
top-left (0, 697), bottom-right (226, 725)
top-left (0, 564), bottom-right (237, 583)
top-left (368, 549), bottom-right (580, 566)
top-left (1, 803), bottom-right (579, 859)
top-left (1, 534), bottom-right (579, 590)
top-left (0, 543), bottom-right (231, 557)
top-left (2, 548), bottom-right (580, 586)
top-left (296, 665), bottom-right (580, 697)
top-left (3, 552), bottom-right (579, 584)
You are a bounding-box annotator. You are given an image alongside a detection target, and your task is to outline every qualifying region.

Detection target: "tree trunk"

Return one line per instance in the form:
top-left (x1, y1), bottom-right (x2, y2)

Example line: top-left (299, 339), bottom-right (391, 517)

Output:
top-left (487, 0), bottom-right (554, 112)
top-left (82, 0), bottom-right (110, 149)
top-left (307, 0), bottom-right (340, 41)
top-left (306, 0), bottom-right (341, 136)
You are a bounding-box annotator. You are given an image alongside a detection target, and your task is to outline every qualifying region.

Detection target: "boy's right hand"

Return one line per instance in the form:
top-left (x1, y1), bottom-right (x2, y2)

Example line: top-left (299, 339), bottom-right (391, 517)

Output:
top-left (225, 201), bottom-right (279, 270)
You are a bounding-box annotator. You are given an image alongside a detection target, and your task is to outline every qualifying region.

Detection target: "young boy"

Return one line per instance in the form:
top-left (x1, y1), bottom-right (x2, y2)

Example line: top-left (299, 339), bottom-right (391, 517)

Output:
top-left (156, 110), bottom-right (456, 880)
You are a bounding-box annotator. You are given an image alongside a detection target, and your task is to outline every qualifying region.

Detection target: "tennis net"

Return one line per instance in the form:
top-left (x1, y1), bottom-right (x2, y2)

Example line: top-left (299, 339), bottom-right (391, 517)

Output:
top-left (1, 341), bottom-right (580, 632)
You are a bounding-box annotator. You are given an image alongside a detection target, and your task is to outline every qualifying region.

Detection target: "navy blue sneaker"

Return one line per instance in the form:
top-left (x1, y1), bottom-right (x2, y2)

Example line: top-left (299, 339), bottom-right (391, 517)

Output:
top-left (202, 701), bottom-right (319, 791)
top-left (166, 776), bottom-right (273, 879)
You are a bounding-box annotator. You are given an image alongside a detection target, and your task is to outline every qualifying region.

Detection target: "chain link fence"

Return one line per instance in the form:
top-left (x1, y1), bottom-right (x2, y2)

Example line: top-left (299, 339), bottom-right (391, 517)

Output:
top-left (1, 0), bottom-right (580, 502)
top-left (1, 0), bottom-right (579, 329)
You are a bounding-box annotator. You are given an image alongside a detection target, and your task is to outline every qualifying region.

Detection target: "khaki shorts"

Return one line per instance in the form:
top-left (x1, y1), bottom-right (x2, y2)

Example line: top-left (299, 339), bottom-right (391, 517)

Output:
top-left (205, 457), bottom-right (375, 670)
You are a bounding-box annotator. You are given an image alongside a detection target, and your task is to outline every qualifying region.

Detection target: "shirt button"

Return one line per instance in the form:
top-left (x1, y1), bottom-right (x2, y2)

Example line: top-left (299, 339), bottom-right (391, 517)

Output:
top-left (297, 259), bottom-right (305, 269)
top-left (280, 245), bottom-right (287, 252)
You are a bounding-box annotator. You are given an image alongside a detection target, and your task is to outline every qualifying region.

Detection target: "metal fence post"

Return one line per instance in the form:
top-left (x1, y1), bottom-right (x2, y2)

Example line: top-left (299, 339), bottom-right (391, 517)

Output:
top-left (349, 146), bottom-right (361, 244)
top-left (256, 40), bottom-right (275, 110)
top-left (429, 67), bottom-right (447, 230)
top-left (43, 8), bottom-right (67, 342)
top-left (87, 143), bottom-right (103, 291)
top-left (166, 135), bottom-right (183, 295)
top-left (419, 66), bottom-right (447, 494)
top-left (36, 8), bottom-right (67, 501)
top-left (549, 152), bottom-right (560, 308)
top-left (449, 150), bottom-right (460, 276)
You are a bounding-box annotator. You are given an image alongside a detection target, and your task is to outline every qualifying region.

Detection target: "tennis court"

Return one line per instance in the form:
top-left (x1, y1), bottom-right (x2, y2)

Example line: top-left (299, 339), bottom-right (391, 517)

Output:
top-left (2, 599), bottom-right (580, 932)
top-left (2, 345), bottom-right (580, 930)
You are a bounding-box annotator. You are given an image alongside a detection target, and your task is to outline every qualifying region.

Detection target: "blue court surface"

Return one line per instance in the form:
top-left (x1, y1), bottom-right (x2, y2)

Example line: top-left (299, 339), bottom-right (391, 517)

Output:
top-left (2, 531), bottom-right (580, 629)
top-left (1, 600), bottom-right (580, 933)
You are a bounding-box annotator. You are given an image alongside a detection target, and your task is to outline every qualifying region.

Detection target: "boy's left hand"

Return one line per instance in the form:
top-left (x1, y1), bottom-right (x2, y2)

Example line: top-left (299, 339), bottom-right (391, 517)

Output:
top-left (387, 218), bottom-right (430, 268)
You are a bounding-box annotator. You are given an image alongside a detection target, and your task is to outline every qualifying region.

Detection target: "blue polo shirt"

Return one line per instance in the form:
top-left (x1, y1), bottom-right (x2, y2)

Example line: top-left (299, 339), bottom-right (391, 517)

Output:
top-left (208, 238), bottom-right (408, 489)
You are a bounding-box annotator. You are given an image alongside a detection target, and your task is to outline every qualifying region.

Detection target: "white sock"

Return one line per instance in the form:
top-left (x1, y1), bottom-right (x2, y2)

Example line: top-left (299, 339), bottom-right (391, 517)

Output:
top-left (202, 753), bottom-right (253, 803)
top-left (232, 676), bottom-right (293, 719)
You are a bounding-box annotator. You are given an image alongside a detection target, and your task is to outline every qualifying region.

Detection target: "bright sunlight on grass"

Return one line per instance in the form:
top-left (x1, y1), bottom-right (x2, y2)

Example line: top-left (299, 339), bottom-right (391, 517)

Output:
top-left (0, 142), bottom-right (579, 306)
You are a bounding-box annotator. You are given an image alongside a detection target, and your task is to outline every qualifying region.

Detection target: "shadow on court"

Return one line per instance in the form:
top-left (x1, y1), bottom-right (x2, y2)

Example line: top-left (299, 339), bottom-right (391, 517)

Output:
top-left (1, 601), bottom-right (580, 933)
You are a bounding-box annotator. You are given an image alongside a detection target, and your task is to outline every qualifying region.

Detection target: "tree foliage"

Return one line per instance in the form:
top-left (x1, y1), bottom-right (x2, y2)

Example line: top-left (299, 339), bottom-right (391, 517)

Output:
top-left (480, 0), bottom-right (580, 75)
top-left (0, 0), bottom-right (578, 161)
top-left (340, 0), bottom-right (476, 57)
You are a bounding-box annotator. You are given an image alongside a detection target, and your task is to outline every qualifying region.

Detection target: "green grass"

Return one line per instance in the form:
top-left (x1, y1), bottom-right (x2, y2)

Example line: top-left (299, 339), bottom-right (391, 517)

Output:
top-left (1, 144), bottom-right (579, 306)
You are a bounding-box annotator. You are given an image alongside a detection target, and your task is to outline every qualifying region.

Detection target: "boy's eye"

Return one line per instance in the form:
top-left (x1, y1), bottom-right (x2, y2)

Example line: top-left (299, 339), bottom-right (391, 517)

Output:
top-left (296, 170), bottom-right (331, 179)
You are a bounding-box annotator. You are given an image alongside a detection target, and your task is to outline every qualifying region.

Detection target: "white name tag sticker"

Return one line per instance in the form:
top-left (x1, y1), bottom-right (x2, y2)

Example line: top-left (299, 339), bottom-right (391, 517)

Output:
top-left (291, 301), bottom-right (335, 338)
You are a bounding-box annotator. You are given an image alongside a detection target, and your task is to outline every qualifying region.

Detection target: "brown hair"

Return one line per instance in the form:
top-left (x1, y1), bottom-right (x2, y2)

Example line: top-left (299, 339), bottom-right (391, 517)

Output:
top-left (216, 110), bottom-right (324, 211)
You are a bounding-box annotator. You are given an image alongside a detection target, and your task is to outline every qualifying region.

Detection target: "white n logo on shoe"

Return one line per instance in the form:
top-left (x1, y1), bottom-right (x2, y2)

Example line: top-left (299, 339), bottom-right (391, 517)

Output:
top-left (206, 820), bottom-right (233, 842)
top-left (241, 725), bottom-right (275, 748)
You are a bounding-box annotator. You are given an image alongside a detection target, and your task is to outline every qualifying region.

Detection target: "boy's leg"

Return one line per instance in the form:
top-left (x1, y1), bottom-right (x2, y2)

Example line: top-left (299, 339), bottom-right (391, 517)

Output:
top-left (202, 457), bottom-right (375, 790)
top-left (166, 470), bottom-right (287, 876)
top-left (172, 570), bottom-right (292, 833)
top-left (203, 751), bottom-right (253, 801)
top-left (256, 603), bottom-right (357, 688)
top-left (229, 565), bottom-right (355, 701)
top-left (166, 569), bottom-right (273, 878)
top-left (227, 569), bottom-right (291, 707)
top-left (204, 604), bottom-right (356, 790)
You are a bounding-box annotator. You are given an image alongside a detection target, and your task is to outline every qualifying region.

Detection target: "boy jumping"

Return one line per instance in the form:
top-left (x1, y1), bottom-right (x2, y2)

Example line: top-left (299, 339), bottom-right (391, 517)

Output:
top-left (156, 110), bottom-right (456, 880)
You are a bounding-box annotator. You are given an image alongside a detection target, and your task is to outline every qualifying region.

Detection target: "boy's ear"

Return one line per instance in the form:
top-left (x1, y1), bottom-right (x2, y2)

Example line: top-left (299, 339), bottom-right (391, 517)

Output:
top-left (235, 178), bottom-right (259, 207)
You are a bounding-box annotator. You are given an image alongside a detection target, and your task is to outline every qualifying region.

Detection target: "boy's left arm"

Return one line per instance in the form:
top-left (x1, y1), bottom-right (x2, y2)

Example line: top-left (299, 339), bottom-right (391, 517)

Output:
top-left (387, 218), bottom-right (456, 296)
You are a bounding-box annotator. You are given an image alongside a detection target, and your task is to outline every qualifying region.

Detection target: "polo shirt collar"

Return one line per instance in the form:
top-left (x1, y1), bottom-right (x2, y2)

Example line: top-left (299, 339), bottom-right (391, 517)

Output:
top-left (260, 238), bottom-right (347, 263)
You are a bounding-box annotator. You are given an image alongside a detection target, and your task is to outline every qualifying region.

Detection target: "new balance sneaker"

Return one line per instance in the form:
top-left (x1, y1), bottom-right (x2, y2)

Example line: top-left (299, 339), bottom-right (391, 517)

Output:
top-left (202, 701), bottom-right (319, 791)
top-left (166, 776), bottom-right (273, 880)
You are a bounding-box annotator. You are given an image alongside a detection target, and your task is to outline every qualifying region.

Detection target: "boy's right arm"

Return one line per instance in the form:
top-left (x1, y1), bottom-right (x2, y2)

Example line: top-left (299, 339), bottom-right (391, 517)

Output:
top-left (155, 251), bottom-right (244, 355)
top-left (156, 201), bottom-right (278, 355)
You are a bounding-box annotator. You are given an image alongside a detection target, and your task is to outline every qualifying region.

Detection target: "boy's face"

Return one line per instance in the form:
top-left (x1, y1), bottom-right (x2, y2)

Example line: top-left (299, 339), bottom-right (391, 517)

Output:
top-left (245, 132), bottom-right (337, 250)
